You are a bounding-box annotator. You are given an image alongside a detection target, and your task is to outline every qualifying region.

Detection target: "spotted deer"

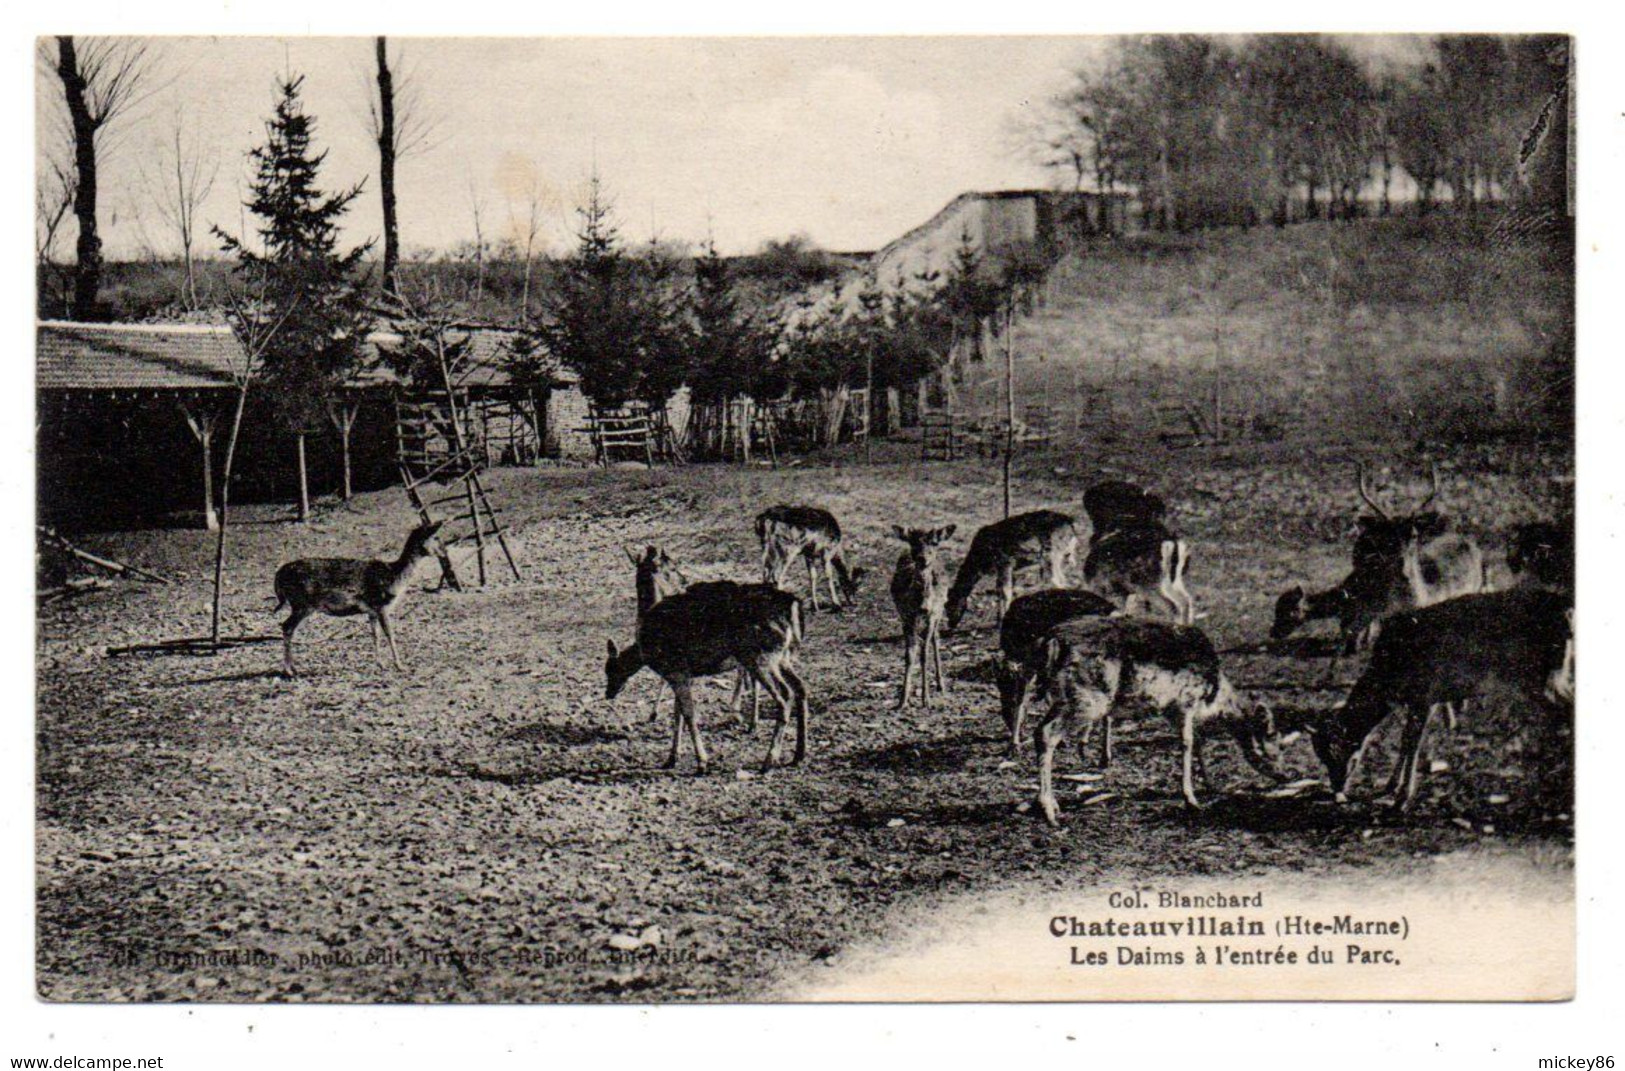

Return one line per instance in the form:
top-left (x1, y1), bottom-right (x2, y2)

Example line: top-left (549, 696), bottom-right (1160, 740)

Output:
top-left (943, 510), bottom-right (1079, 632)
top-left (756, 505), bottom-right (865, 612)
top-left (625, 546), bottom-right (758, 727)
top-left (1029, 616), bottom-right (1284, 825)
top-left (996, 587), bottom-right (1117, 758)
top-left (1272, 464), bottom-right (1483, 652)
top-left (1080, 480), bottom-right (1194, 623)
top-left (1309, 587), bottom-right (1573, 812)
top-left (605, 580), bottom-right (808, 773)
top-left (273, 520), bottom-right (445, 678)
top-left (889, 525), bottom-right (955, 709)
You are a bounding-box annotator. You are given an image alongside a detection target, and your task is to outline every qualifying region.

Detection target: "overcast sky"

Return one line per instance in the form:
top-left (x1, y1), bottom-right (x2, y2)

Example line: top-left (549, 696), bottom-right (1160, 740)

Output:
top-left (36, 35), bottom-right (1429, 260)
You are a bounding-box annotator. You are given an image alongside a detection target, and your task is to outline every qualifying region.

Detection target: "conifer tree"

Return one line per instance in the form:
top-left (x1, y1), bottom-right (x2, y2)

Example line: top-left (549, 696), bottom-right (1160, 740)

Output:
top-left (216, 75), bottom-right (373, 443)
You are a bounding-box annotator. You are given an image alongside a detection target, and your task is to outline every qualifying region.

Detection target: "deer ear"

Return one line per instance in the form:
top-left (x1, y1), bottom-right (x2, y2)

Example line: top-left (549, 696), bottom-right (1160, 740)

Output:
top-left (606, 639), bottom-right (618, 659)
top-left (891, 525), bottom-right (908, 541)
top-left (938, 524), bottom-right (957, 543)
top-left (624, 546), bottom-right (641, 567)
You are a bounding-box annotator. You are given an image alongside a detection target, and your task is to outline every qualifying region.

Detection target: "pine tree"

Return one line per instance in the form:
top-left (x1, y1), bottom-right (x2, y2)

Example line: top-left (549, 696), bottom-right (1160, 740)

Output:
top-left (216, 76), bottom-right (373, 437)
top-left (532, 174), bottom-right (645, 407)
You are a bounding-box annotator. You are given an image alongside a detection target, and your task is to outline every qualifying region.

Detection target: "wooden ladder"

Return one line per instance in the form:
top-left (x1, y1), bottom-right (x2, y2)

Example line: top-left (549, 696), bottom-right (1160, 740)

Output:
top-left (399, 450), bottom-right (520, 590)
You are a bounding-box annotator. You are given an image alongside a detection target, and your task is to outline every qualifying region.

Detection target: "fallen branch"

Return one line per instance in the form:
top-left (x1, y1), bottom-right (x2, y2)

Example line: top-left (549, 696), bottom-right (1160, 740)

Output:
top-left (38, 526), bottom-right (171, 585)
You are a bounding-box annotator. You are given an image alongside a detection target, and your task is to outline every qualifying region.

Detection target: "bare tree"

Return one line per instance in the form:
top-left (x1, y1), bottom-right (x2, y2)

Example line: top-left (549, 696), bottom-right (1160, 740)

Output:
top-left (44, 37), bottom-right (164, 319)
top-left (144, 109), bottom-right (219, 309)
top-left (468, 176), bottom-right (489, 303)
top-left (506, 173), bottom-right (547, 321)
top-left (366, 36), bottom-right (438, 298)
top-left (36, 161), bottom-right (77, 316)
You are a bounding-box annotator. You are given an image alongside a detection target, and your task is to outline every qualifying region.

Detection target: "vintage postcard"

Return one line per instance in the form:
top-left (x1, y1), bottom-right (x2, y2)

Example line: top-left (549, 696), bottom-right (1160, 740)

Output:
top-left (34, 32), bottom-right (1575, 1005)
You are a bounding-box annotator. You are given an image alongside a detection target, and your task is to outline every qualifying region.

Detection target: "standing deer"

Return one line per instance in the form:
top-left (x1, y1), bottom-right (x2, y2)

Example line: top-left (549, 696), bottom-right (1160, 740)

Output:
top-left (1309, 587), bottom-right (1574, 812)
top-left (996, 587), bottom-right (1117, 758)
top-left (889, 525), bottom-right (955, 709)
top-left (1271, 464), bottom-right (1483, 652)
top-left (1029, 616), bottom-right (1284, 825)
top-left (625, 546), bottom-right (761, 728)
top-left (1080, 480), bottom-right (1193, 623)
top-left (273, 520), bottom-right (445, 678)
top-left (943, 510), bottom-right (1078, 631)
top-left (756, 505), bottom-right (865, 611)
top-left (605, 580), bottom-right (808, 773)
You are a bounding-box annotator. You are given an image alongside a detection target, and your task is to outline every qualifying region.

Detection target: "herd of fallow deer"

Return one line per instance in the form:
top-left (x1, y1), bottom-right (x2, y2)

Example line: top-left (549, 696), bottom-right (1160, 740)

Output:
top-left (272, 464), bottom-right (1574, 828)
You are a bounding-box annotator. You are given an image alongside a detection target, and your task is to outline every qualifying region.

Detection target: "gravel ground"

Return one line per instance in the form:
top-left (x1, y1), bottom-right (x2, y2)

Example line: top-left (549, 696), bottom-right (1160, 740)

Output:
top-left (36, 438), bottom-right (1574, 1002)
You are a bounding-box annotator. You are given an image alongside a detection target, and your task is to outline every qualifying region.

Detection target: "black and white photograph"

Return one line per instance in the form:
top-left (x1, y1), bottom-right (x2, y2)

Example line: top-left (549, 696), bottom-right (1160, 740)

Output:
top-left (19, 11), bottom-right (1607, 1052)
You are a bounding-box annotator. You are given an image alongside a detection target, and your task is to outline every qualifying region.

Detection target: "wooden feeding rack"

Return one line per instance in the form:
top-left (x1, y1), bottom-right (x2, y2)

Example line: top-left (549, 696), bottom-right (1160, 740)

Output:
top-left (583, 404), bottom-right (656, 467)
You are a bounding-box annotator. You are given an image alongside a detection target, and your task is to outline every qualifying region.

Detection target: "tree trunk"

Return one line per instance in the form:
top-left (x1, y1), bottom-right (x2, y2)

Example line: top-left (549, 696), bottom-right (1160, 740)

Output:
top-left (295, 432), bottom-right (311, 522)
top-left (211, 385), bottom-right (252, 645)
top-left (376, 37), bottom-right (400, 298)
top-left (55, 37), bottom-right (102, 320)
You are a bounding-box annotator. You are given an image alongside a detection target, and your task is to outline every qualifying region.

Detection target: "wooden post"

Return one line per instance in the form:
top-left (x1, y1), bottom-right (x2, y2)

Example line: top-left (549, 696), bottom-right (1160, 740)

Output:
top-left (1003, 301), bottom-right (1015, 520)
top-left (179, 398), bottom-right (219, 532)
top-left (328, 398), bottom-right (358, 502)
top-left (295, 432), bottom-right (311, 522)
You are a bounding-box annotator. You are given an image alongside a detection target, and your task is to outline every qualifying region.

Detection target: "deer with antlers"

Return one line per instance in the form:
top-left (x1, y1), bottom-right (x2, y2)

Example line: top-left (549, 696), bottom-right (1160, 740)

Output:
top-left (1272, 464), bottom-right (1485, 653)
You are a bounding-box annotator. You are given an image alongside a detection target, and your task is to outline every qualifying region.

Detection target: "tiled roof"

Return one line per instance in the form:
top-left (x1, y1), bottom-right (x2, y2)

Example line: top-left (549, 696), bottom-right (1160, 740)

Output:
top-left (37, 322), bottom-right (247, 390)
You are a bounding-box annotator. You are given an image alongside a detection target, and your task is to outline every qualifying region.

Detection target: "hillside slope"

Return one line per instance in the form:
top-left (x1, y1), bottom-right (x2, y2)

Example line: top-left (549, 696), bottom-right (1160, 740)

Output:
top-left (955, 215), bottom-right (1573, 446)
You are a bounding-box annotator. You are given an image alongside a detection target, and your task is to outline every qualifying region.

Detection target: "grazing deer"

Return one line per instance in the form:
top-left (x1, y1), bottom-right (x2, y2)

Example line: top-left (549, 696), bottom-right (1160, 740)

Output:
top-left (1083, 525), bottom-right (1196, 624)
top-left (1508, 519), bottom-right (1573, 592)
top-left (889, 525), bottom-right (956, 709)
top-left (1080, 480), bottom-right (1193, 623)
top-left (996, 587), bottom-right (1117, 758)
top-left (1082, 479), bottom-right (1168, 534)
top-left (943, 510), bottom-right (1079, 632)
top-left (626, 545), bottom-right (760, 728)
top-left (1029, 616), bottom-right (1284, 825)
top-left (605, 580), bottom-right (808, 773)
top-left (756, 505), bottom-right (865, 611)
top-left (1309, 587), bottom-right (1574, 812)
top-left (1272, 464), bottom-right (1481, 652)
top-left (273, 520), bottom-right (445, 678)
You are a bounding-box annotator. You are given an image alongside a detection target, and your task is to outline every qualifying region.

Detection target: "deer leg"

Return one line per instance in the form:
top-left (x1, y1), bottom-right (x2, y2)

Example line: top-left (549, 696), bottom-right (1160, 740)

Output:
top-left (929, 623), bottom-right (948, 697)
top-left (683, 679), bottom-right (709, 775)
top-left (1181, 710), bottom-right (1205, 810)
top-left (377, 609), bottom-right (406, 672)
top-left (896, 628), bottom-right (917, 710)
top-left (280, 607), bottom-right (312, 678)
top-left (805, 555), bottom-right (821, 612)
top-left (997, 563), bottom-right (1016, 627)
top-left (999, 662), bottom-right (1030, 757)
top-left (1035, 703), bottom-right (1070, 827)
top-left (758, 665), bottom-right (800, 768)
top-left (1392, 704), bottom-right (1434, 813)
top-left (662, 676), bottom-right (688, 770)
top-left (1100, 716), bottom-right (1113, 768)
top-left (823, 554), bottom-right (842, 609)
top-left (783, 662), bottom-right (810, 766)
top-left (1195, 733), bottom-right (1217, 795)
